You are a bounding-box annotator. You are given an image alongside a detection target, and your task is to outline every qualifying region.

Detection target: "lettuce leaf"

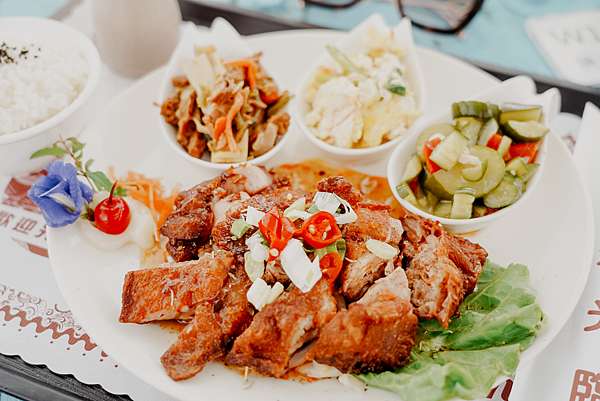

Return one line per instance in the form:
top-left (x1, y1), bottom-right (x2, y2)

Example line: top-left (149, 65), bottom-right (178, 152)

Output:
top-left (361, 345), bottom-right (520, 401)
top-left (359, 261), bottom-right (544, 401)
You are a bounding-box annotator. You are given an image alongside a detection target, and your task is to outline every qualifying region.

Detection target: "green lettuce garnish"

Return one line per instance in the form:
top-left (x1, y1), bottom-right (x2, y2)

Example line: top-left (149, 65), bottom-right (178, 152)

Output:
top-left (359, 261), bottom-right (544, 401)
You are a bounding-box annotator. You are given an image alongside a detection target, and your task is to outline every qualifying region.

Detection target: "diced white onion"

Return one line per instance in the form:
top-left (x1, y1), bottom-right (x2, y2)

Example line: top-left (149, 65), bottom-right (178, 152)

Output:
top-left (297, 361), bottom-right (342, 379)
top-left (283, 197), bottom-right (307, 221)
top-left (280, 238), bottom-right (322, 293)
top-left (338, 374), bottom-right (367, 392)
top-left (245, 206), bottom-right (265, 226)
top-left (247, 278), bottom-right (271, 310)
top-left (311, 192), bottom-right (357, 225)
top-left (267, 282), bottom-right (284, 304)
top-left (312, 192), bottom-right (341, 215)
top-left (246, 278), bottom-right (285, 310)
top-left (365, 239), bottom-right (398, 260)
top-left (245, 232), bottom-right (268, 262)
top-left (244, 251), bottom-right (265, 282)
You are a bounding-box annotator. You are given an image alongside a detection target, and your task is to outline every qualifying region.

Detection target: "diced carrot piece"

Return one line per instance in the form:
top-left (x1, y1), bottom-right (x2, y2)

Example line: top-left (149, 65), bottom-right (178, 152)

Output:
top-left (423, 137), bottom-right (442, 174)
top-left (408, 177), bottom-right (419, 194)
top-left (260, 88), bottom-right (279, 105)
top-left (509, 142), bottom-right (539, 163)
top-left (226, 59), bottom-right (257, 89)
top-left (486, 134), bottom-right (503, 151)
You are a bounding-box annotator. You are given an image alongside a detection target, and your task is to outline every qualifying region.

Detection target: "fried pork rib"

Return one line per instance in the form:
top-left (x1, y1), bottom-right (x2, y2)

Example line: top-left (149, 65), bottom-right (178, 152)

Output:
top-left (309, 267), bottom-right (418, 373)
top-left (161, 268), bottom-right (253, 380)
top-left (160, 165), bottom-right (276, 261)
top-left (120, 171), bottom-right (490, 382)
top-left (403, 222), bottom-right (487, 328)
top-left (225, 281), bottom-right (337, 377)
top-left (341, 204), bottom-right (404, 301)
top-left (119, 251), bottom-right (232, 323)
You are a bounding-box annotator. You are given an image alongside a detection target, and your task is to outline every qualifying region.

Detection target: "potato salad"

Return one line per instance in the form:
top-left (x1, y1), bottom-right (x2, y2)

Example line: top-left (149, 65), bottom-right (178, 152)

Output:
top-left (304, 33), bottom-right (420, 149)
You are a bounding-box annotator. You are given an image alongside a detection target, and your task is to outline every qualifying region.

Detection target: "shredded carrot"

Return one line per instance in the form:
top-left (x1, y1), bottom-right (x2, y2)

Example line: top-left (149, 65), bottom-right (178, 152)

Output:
top-left (117, 172), bottom-right (178, 234)
top-left (225, 59), bottom-right (257, 89)
top-left (224, 92), bottom-right (244, 152)
top-left (213, 116), bottom-right (227, 141)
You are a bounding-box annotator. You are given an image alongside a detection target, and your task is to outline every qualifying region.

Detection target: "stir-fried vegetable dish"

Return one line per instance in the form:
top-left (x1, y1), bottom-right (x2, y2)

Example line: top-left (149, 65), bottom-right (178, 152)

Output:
top-left (161, 46), bottom-right (291, 163)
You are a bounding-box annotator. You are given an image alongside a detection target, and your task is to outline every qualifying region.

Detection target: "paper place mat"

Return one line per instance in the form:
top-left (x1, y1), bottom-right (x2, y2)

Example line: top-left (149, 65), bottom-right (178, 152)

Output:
top-left (0, 124), bottom-right (581, 401)
top-left (526, 11), bottom-right (600, 87)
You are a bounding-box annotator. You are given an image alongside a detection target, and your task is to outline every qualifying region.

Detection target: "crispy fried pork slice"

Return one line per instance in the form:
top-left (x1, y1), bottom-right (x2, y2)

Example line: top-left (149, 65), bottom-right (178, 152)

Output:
top-left (340, 204), bottom-right (404, 302)
top-left (161, 165), bottom-right (277, 262)
top-left (119, 251), bottom-right (233, 324)
top-left (212, 187), bottom-right (305, 266)
top-left (398, 212), bottom-right (443, 264)
top-left (160, 268), bottom-right (253, 381)
top-left (309, 268), bottom-right (418, 373)
top-left (406, 232), bottom-right (487, 328)
top-left (316, 176), bottom-right (364, 206)
top-left (225, 281), bottom-right (337, 377)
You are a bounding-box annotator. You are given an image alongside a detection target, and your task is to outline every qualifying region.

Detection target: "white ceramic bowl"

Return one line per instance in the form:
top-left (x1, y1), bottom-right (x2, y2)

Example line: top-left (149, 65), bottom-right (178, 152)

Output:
top-left (158, 19), bottom-right (290, 171)
top-left (293, 14), bottom-right (426, 163)
top-left (0, 17), bottom-right (101, 176)
top-left (387, 76), bottom-right (561, 233)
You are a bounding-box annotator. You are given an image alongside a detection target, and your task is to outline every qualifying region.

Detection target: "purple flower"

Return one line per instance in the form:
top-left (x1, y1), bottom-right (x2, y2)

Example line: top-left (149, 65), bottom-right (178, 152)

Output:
top-left (28, 160), bottom-right (93, 228)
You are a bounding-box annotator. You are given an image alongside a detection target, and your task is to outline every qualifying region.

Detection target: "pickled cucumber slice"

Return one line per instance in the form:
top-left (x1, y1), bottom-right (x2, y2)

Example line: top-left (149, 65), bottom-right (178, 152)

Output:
top-left (416, 123), bottom-right (456, 161)
top-left (483, 175), bottom-right (524, 208)
top-left (452, 101), bottom-right (499, 120)
top-left (429, 132), bottom-right (468, 171)
top-left (402, 155), bottom-right (423, 182)
top-left (451, 192), bottom-right (475, 219)
top-left (424, 146), bottom-right (505, 200)
top-left (478, 118), bottom-right (499, 146)
top-left (521, 163), bottom-right (540, 182)
top-left (503, 120), bottom-right (549, 142)
top-left (454, 117), bottom-right (482, 145)
top-left (499, 103), bottom-right (542, 124)
top-left (433, 200), bottom-right (452, 218)
top-left (462, 159), bottom-right (487, 182)
top-left (396, 182), bottom-right (418, 206)
top-left (496, 135), bottom-right (512, 158)
top-left (505, 157), bottom-right (528, 177)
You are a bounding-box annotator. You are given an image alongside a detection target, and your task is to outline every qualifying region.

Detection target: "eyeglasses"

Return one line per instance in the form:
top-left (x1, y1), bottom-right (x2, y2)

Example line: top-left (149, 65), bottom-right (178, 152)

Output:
top-left (303, 0), bottom-right (485, 34)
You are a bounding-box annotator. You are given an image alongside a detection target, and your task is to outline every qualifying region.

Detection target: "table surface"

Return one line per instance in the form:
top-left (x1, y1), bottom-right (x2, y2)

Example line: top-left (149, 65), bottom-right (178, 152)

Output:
top-left (203, 0), bottom-right (600, 83)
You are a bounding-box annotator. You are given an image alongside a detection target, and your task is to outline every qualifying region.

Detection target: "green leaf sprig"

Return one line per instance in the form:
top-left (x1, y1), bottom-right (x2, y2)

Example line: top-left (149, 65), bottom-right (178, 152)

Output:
top-left (31, 137), bottom-right (126, 197)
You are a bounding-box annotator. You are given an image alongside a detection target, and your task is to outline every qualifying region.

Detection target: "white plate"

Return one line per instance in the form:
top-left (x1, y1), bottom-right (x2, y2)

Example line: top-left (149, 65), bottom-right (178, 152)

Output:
top-left (47, 29), bottom-right (594, 401)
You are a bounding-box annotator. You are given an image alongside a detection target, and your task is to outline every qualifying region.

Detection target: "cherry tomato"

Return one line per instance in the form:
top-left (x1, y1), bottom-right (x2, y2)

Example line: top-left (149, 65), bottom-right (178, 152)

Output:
top-left (319, 252), bottom-right (343, 288)
top-left (94, 182), bottom-right (131, 235)
top-left (298, 211), bottom-right (342, 249)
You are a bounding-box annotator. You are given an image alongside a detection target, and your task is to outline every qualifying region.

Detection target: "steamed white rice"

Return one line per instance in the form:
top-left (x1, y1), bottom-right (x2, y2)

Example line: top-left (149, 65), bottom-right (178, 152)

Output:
top-left (0, 41), bottom-right (89, 135)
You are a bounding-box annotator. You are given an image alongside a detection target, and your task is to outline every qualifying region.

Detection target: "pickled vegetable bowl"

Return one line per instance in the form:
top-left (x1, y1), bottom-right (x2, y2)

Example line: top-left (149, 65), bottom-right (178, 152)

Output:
top-left (396, 101), bottom-right (548, 220)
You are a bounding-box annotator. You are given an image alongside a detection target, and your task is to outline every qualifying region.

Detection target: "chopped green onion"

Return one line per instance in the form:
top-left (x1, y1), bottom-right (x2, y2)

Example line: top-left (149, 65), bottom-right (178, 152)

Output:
top-left (231, 218), bottom-right (251, 239)
top-left (386, 82), bottom-right (406, 96)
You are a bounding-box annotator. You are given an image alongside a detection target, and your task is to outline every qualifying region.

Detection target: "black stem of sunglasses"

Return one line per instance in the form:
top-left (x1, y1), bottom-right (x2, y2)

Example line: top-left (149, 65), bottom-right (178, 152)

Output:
top-left (303, 0), bottom-right (485, 35)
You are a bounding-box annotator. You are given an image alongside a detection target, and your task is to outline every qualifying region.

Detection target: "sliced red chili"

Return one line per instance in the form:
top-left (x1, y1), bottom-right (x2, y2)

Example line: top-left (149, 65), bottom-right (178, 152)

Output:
top-left (319, 252), bottom-right (343, 288)
top-left (423, 137), bottom-right (442, 174)
top-left (258, 207), bottom-right (295, 261)
top-left (298, 211), bottom-right (342, 249)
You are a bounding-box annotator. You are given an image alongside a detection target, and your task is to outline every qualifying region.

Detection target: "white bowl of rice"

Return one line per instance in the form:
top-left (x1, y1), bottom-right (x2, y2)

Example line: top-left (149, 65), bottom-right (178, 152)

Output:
top-left (0, 17), bottom-right (101, 175)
